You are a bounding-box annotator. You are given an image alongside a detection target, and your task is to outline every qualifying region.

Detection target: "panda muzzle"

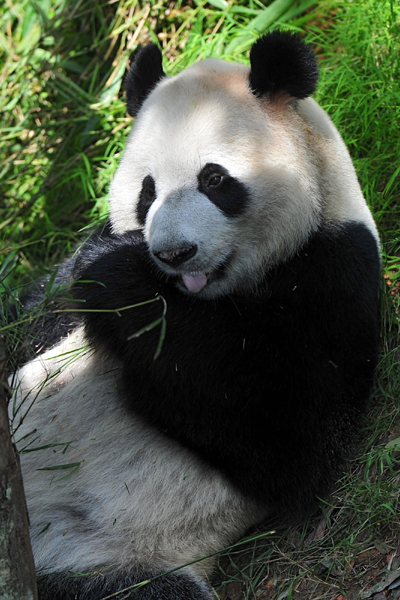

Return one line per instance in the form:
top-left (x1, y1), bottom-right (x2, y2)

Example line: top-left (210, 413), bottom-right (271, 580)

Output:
top-left (152, 244), bottom-right (208, 293)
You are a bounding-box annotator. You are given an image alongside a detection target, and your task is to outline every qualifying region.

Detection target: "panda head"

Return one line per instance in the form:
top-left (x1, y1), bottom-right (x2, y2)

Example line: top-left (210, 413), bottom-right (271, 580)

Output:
top-left (109, 32), bottom-right (321, 298)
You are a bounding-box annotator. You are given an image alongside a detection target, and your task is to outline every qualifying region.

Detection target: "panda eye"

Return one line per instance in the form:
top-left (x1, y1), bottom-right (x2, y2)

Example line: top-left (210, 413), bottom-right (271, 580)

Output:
top-left (207, 174), bottom-right (223, 188)
top-left (199, 164), bottom-right (228, 192)
top-left (198, 162), bottom-right (249, 218)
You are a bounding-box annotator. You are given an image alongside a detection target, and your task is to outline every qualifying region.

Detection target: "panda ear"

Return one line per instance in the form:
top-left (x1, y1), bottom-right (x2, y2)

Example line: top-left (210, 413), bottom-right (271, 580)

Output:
top-left (125, 44), bottom-right (165, 117)
top-left (249, 31), bottom-right (318, 101)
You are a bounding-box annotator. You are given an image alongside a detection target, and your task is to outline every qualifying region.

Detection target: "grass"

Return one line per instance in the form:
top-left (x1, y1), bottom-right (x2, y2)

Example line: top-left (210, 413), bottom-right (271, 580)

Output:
top-left (1, 0), bottom-right (400, 599)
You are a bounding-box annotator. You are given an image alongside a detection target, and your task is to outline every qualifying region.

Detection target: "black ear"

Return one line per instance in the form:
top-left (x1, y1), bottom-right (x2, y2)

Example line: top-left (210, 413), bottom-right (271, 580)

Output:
top-left (249, 31), bottom-right (318, 101)
top-left (125, 44), bottom-right (165, 117)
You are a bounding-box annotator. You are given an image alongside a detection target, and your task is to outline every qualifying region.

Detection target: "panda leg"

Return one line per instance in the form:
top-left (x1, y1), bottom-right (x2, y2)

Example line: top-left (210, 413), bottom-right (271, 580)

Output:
top-left (37, 569), bottom-right (215, 600)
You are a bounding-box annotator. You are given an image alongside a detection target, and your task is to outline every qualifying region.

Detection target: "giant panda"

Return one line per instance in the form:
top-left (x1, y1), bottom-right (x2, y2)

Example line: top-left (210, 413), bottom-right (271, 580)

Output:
top-left (10, 31), bottom-right (381, 600)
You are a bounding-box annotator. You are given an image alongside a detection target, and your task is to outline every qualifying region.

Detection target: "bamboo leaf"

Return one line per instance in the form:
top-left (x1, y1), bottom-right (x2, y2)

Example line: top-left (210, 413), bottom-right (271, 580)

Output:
top-left (38, 461), bottom-right (83, 471)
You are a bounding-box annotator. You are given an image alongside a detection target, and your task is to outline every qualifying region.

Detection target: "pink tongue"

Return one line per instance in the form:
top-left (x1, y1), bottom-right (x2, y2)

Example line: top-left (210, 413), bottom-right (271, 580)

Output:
top-left (182, 272), bottom-right (208, 293)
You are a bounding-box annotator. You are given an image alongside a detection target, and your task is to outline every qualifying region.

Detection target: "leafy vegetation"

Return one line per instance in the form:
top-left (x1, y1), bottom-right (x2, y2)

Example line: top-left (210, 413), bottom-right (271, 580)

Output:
top-left (1, 0), bottom-right (399, 598)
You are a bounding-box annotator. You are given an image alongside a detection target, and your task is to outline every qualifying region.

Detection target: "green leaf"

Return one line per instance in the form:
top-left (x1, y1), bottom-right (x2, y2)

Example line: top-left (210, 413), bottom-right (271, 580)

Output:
top-left (386, 437), bottom-right (400, 450)
top-left (21, 442), bottom-right (72, 453)
top-left (38, 461), bottom-right (83, 471)
top-left (38, 523), bottom-right (51, 535)
top-left (207, 0), bottom-right (228, 10)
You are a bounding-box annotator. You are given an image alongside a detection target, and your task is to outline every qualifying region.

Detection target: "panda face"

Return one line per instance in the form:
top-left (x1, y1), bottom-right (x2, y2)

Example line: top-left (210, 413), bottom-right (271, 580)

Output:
top-left (143, 161), bottom-right (249, 296)
top-left (109, 58), bottom-right (323, 298)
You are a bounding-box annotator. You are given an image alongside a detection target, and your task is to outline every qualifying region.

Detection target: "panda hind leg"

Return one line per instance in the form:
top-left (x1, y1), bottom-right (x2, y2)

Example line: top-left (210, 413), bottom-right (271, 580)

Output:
top-left (36, 570), bottom-right (215, 600)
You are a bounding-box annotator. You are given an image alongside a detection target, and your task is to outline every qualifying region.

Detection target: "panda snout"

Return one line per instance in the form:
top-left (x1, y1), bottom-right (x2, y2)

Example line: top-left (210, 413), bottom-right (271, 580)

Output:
top-left (153, 244), bottom-right (198, 268)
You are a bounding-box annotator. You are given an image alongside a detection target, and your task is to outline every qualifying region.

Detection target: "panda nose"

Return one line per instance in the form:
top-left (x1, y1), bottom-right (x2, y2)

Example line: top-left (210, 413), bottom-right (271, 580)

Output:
top-left (153, 244), bottom-right (198, 267)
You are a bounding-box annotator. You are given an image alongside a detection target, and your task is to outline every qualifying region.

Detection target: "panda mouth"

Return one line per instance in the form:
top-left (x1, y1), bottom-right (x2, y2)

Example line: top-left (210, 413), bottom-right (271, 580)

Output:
top-left (179, 252), bottom-right (234, 294)
top-left (181, 272), bottom-right (208, 294)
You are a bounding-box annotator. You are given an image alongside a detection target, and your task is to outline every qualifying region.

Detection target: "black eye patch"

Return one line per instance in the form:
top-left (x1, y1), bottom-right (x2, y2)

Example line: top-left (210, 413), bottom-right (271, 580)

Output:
top-left (197, 163), bottom-right (249, 218)
top-left (137, 175), bottom-right (157, 226)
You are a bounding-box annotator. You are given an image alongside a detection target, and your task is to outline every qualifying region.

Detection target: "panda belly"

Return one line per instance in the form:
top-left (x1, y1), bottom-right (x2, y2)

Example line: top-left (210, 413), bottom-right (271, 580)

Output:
top-left (12, 328), bottom-right (265, 598)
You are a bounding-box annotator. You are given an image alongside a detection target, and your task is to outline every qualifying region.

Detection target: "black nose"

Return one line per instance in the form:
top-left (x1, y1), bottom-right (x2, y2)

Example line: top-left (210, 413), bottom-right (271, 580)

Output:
top-left (153, 244), bottom-right (198, 267)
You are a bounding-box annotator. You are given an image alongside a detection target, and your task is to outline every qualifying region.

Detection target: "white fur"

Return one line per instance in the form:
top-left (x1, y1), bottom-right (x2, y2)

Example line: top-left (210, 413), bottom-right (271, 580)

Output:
top-left (297, 97), bottom-right (379, 241)
top-left (11, 329), bottom-right (265, 578)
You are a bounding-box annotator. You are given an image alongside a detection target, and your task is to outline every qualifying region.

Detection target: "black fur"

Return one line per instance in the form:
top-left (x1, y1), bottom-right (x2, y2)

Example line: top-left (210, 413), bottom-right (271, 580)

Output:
top-left (37, 570), bottom-right (214, 600)
top-left (249, 31), bottom-right (318, 100)
top-left (197, 163), bottom-right (250, 217)
top-left (125, 45), bottom-right (165, 118)
top-left (137, 175), bottom-right (157, 226)
top-left (69, 222), bottom-right (380, 516)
